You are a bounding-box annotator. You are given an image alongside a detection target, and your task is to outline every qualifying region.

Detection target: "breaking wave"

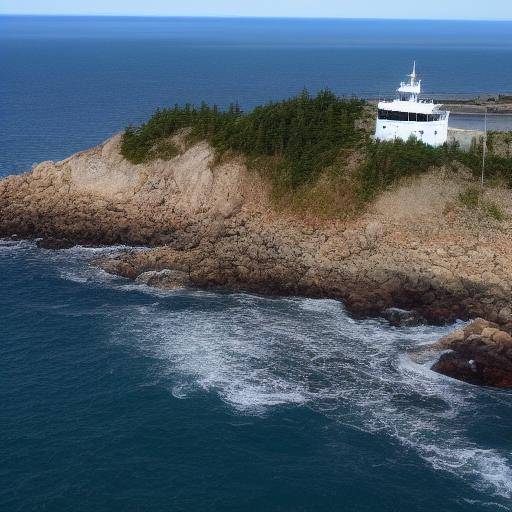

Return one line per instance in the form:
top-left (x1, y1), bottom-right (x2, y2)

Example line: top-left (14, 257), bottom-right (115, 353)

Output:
top-left (108, 293), bottom-right (512, 503)
top-left (4, 239), bottom-right (512, 505)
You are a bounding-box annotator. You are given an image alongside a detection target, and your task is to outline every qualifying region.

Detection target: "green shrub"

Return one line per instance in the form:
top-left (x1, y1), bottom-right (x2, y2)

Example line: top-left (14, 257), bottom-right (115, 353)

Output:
top-left (121, 90), bottom-right (365, 188)
top-left (121, 92), bottom-right (512, 213)
top-left (458, 187), bottom-right (481, 209)
top-left (482, 201), bottom-right (506, 221)
top-left (149, 139), bottom-right (180, 161)
top-left (458, 187), bottom-right (507, 221)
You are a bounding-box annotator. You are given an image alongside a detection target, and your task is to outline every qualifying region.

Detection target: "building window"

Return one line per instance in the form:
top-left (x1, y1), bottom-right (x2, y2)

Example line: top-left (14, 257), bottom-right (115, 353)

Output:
top-left (378, 110), bottom-right (443, 122)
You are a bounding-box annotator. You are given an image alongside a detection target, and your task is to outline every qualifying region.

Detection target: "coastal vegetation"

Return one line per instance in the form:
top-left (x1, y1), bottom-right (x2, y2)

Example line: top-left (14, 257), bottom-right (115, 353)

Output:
top-left (122, 90), bottom-right (365, 187)
top-left (458, 187), bottom-right (507, 221)
top-left (121, 91), bottom-right (512, 215)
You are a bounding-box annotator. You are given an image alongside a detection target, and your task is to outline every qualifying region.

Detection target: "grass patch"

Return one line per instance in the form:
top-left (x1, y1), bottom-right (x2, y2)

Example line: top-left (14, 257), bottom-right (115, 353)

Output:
top-left (483, 201), bottom-right (506, 221)
top-left (458, 187), bottom-right (481, 209)
top-left (458, 186), bottom-right (507, 221)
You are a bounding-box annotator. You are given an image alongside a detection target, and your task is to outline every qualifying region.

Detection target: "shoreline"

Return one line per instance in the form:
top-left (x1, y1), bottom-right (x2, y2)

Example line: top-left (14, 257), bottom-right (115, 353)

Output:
top-left (10, 234), bottom-right (512, 388)
top-left (1, 133), bottom-right (511, 387)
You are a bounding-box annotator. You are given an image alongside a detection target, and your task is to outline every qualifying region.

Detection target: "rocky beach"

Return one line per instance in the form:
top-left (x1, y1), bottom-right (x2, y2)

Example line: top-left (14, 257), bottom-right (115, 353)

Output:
top-left (1, 132), bottom-right (512, 386)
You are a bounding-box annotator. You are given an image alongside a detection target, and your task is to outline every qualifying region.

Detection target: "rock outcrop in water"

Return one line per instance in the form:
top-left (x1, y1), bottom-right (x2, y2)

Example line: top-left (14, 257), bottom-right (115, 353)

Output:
top-left (430, 318), bottom-right (512, 387)
top-left (1, 134), bottom-right (512, 386)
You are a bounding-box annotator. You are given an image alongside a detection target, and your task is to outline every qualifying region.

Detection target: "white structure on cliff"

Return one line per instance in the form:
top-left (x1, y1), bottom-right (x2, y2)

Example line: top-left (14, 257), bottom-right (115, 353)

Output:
top-left (375, 62), bottom-right (449, 146)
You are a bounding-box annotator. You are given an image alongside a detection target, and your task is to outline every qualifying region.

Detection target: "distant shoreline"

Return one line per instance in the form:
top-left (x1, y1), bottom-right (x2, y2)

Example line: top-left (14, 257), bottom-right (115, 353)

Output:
top-left (2, 15), bottom-right (512, 22)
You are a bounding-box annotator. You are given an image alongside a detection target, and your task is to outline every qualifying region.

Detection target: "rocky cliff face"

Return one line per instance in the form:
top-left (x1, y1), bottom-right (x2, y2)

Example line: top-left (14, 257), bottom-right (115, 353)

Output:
top-left (2, 134), bottom-right (512, 325)
top-left (2, 134), bottom-right (512, 384)
top-left (0, 134), bottom-right (249, 246)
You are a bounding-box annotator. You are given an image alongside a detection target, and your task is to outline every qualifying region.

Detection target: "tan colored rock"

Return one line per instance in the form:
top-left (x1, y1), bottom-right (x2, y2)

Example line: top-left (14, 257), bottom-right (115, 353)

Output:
top-left (463, 319), bottom-right (491, 337)
top-left (365, 221), bottom-right (384, 241)
top-left (437, 329), bottom-right (465, 348)
top-left (498, 307), bottom-right (512, 324)
top-left (481, 327), bottom-right (500, 339)
top-left (493, 330), bottom-right (512, 346)
top-left (1, 135), bottom-right (512, 325)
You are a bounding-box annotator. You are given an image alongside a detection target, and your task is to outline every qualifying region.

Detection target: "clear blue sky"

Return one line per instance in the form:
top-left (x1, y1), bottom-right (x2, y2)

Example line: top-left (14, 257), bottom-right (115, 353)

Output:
top-left (1, 0), bottom-right (511, 20)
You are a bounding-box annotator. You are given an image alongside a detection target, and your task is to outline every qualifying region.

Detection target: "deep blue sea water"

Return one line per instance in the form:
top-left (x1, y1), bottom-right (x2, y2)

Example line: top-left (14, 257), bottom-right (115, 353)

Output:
top-left (1, 16), bottom-right (512, 511)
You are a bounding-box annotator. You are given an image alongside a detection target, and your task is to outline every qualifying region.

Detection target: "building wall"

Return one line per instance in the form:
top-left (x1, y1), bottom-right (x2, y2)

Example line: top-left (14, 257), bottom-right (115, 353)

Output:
top-left (447, 128), bottom-right (483, 152)
top-left (375, 118), bottom-right (449, 147)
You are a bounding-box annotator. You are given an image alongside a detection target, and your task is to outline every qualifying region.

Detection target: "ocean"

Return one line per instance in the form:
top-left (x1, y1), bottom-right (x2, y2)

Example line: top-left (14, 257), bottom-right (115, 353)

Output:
top-left (1, 16), bottom-right (512, 511)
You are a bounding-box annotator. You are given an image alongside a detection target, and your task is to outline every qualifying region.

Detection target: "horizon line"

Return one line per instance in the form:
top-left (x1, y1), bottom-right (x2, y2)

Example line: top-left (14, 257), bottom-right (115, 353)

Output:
top-left (1, 13), bottom-right (512, 22)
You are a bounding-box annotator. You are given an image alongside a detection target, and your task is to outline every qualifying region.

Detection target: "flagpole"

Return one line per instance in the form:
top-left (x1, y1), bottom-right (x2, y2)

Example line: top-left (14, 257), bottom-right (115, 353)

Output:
top-left (481, 106), bottom-right (487, 187)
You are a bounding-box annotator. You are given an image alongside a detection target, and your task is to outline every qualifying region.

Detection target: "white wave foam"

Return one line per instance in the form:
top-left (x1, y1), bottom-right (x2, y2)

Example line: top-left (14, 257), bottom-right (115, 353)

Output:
top-left (105, 295), bottom-right (512, 503)
top-left (0, 238), bottom-right (34, 251)
top-left (118, 282), bottom-right (185, 298)
top-left (171, 382), bottom-right (196, 400)
top-left (58, 264), bottom-right (119, 286)
top-left (61, 244), bottom-right (147, 256)
top-left (421, 445), bottom-right (512, 498)
top-left (8, 238), bottom-right (507, 504)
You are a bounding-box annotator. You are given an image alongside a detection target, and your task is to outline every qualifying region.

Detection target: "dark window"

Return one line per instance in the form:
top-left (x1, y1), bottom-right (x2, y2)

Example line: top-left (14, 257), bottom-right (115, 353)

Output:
top-left (378, 110), bottom-right (442, 122)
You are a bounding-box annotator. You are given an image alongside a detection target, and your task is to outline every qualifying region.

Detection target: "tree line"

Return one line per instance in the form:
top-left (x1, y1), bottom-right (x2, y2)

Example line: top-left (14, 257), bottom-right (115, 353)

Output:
top-left (121, 90), bottom-right (512, 206)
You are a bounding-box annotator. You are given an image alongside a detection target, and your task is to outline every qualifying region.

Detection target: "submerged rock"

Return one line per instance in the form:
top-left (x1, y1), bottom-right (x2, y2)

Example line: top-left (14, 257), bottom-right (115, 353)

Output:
top-left (135, 269), bottom-right (190, 289)
top-left (383, 308), bottom-right (426, 327)
top-left (36, 237), bottom-right (75, 250)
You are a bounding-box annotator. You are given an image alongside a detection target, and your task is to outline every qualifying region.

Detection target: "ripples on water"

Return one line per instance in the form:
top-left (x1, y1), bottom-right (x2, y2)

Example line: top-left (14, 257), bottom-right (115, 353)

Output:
top-left (2, 239), bottom-right (511, 510)
top-left (3, 17), bottom-right (512, 511)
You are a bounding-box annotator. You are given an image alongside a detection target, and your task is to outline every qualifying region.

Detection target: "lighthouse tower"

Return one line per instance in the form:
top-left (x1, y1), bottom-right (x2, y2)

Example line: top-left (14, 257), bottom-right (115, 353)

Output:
top-left (374, 62), bottom-right (449, 147)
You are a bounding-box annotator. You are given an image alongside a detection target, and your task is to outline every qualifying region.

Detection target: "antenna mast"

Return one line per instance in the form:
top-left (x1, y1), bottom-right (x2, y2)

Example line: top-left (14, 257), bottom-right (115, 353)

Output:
top-left (481, 107), bottom-right (487, 187)
top-left (409, 61), bottom-right (417, 85)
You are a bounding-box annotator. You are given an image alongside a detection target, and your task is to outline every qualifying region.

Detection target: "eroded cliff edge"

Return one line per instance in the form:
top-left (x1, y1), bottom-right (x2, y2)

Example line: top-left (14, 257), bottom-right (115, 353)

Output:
top-left (2, 134), bottom-right (512, 384)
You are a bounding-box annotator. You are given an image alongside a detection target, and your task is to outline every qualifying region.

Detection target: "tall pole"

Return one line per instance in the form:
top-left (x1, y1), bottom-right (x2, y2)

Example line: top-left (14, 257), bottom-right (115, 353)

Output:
top-left (481, 107), bottom-right (487, 187)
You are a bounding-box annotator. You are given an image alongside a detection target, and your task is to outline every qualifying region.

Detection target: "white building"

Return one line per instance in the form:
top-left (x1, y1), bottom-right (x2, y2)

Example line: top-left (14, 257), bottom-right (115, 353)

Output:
top-left (375, 63), bottom-right (450, 147)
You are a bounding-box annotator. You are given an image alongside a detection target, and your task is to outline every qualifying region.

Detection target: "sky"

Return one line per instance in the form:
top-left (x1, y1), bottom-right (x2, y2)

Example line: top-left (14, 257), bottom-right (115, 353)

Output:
top-left (1, 0), bottom-right (511, 21)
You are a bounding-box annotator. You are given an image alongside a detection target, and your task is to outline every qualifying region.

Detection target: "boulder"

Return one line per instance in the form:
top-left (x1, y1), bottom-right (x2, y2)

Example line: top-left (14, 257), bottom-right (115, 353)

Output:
top-left (382, 308), bottom-right (426, 327)
top-left (135, 269), bottom-right (190, 289)
top-left (493, 330), bottom-right (512, 346)
top-left (481, 327), bottom-right (500, 339)
top-left (36, 237), bottom-right (75, 250)
top-left (498, 307), bottom-right (512, 325)
top-left (432, 352), bottom-right (479, 384)
top-left (432, 347), bottom-right (512, 388)
top-left (431, 326), bottom-right (512, 388)
top-left (463, 318), bottom-right (498, 337)
top-left (437, 329), bottom-right (465, 349)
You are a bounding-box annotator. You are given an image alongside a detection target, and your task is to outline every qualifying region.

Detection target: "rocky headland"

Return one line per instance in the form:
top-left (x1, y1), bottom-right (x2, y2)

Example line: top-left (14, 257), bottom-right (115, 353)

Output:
top-left (432, 318), bottom-right (512, 387)
top-left (1, 133), bottom-right (512, 386)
